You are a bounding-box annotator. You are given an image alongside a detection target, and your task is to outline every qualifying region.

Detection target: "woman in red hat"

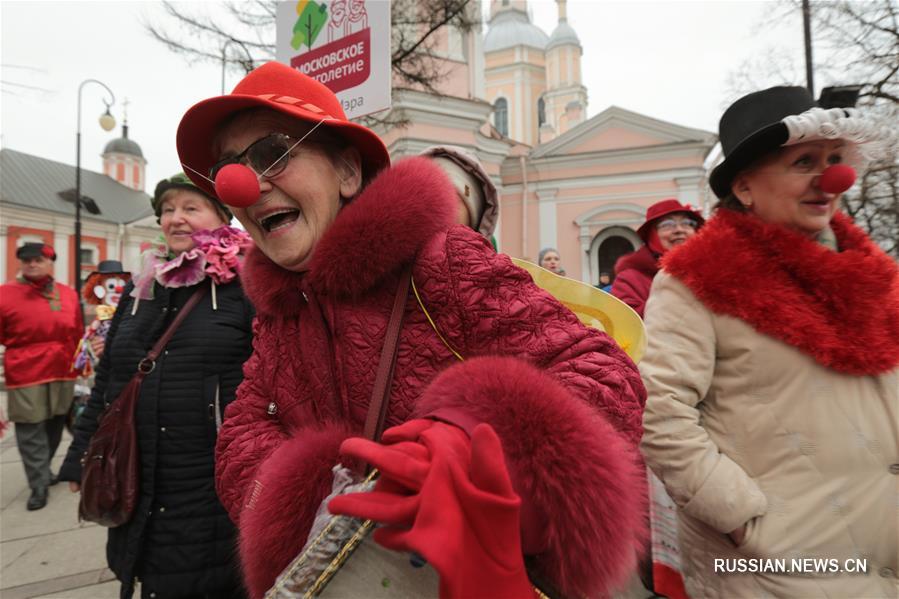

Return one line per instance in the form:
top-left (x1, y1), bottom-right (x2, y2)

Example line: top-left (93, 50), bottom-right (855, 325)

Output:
top-left (177, 62), bottom-right (647, 599)
top-left (610, 199), bottom-right (703, 318)
top-left (640, 86), bottom-right (898, 598)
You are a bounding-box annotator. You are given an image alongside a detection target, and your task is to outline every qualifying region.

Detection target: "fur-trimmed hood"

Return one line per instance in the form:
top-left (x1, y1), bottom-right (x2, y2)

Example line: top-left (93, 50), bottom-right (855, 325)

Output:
top-left (241, 156), bottom-right (457, 315)
top-left (614, 245), bottom-right (659, 277)
top-left (662, 209), bottom-right (899, 375)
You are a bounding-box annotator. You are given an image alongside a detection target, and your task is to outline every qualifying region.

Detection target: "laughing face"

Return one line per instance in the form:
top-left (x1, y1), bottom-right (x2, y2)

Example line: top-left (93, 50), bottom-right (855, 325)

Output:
top-left (733, 139), bottom-right (846, 237)
top-left (215, 111), bottom-right (362, 272)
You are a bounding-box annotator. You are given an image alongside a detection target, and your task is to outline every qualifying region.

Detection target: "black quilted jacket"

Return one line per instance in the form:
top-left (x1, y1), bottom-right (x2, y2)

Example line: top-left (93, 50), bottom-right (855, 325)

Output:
top-left (60, 278), bottom-right (253, 599)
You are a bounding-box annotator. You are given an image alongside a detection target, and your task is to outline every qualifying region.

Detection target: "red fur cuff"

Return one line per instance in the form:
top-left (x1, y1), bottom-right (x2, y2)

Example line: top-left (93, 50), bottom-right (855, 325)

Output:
top-left (414, 356), bottom-right (647, 598)
top-left (237, 423), bottom-right (353, 599)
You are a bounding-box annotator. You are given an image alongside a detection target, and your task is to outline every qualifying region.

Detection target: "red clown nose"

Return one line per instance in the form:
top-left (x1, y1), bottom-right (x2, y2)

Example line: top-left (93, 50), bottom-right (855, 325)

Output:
top-left (818, 164), bottom-right (856, 195)
top-left (214, 164), bottom-right (260, 208)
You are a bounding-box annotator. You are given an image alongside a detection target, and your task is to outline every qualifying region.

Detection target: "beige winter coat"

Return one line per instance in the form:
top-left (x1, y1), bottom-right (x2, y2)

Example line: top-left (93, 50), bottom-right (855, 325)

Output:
top-left (640, 271), bottom-right (898, 598)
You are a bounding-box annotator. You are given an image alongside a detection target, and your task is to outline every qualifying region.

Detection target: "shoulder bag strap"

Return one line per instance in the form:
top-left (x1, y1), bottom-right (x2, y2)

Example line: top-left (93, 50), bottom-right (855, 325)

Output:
top-left (136, 283), bottom-right (209, 377)
top-left (363, 265), bottom-right (412, 443)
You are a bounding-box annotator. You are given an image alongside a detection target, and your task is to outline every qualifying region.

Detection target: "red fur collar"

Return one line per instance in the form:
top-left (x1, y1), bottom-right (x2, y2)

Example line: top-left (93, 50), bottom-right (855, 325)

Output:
top-left (662, 209), bottom-right (899, 375)
top-left (241, 157), bottom-right (456, 315)
top-left (615, 245), bottom-right (659, 277)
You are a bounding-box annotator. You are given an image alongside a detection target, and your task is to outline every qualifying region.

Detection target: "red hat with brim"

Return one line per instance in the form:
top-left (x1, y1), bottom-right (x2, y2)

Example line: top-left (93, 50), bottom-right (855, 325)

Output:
top-left (176, 61), bottom-right (390, 197)
top-left (636, 199), bottom-right (705, 242)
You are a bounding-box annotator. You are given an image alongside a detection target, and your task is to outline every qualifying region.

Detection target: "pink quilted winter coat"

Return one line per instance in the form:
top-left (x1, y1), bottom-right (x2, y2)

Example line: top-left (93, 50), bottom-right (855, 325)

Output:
top-left (215, 158), bottom-right (647, 598)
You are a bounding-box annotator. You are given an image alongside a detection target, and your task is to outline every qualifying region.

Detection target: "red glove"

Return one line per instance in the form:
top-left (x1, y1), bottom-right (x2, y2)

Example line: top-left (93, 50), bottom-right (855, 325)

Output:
top-left (329, 420), bottom-right (536, 599)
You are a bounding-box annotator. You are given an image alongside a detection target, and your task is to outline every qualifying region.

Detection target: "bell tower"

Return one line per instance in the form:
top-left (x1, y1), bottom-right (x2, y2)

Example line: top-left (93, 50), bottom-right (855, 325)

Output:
top-left (101, 100), bottom-right (147, 191)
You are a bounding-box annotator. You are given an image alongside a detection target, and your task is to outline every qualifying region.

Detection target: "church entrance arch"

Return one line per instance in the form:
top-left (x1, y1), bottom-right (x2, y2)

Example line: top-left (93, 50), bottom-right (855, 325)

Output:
top-left (598, 236), bottom-right (634, 279)
top-left (588, 226), bottom-right (640, 285)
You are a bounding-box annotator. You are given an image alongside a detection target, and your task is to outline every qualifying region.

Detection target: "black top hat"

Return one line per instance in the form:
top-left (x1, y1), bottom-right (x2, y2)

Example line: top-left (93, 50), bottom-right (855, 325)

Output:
top-left (93, 260), bottom-right (128, 275)
top-left (16, 242), bottom-right (56, 261)
top-left (710, 86), bottom-right (820, 199)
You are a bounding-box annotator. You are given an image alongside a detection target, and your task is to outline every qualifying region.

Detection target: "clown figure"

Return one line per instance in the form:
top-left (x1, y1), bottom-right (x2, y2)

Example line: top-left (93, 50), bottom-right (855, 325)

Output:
top-left (73, 261), bottom-right (131, 377)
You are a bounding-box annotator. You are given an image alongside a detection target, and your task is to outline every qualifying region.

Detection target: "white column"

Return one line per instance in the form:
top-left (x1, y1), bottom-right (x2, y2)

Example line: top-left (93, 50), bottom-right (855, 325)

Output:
top-left (514, 59), bottom-right (524, 142)
top-left (54, 231), bottom-right (70, 284)
top-left (579, 225), bottom-right (592, 284)
top-left (537, 189), bottom-right (558, 251)
top-left (470, 15), bottom-right (486, 99)
top-left (676, 175), bottom-right (703, 208)
top-left (123, 239), bottom-right (143, 273)
top-left (0, 224), bottom-right (7, 282)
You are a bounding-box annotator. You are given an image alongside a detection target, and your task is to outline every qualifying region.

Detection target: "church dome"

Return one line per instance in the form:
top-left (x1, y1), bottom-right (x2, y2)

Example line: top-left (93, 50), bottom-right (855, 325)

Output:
top-left (103, 124), bottom-right (143, 159)
top-left (547, 20), bottom-right (580, 50)
top-left (484, 8), bottom-right (548, 53)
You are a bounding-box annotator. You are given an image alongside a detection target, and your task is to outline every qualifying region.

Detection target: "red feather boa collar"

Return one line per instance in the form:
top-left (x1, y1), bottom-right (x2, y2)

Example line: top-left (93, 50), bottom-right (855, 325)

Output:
top-left (662, 209), bottom-right (899, 375)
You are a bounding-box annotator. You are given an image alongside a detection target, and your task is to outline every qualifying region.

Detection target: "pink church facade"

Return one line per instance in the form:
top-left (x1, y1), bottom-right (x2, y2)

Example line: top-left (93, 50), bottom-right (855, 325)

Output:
top-left (377, 0), bottom-right (717, 284)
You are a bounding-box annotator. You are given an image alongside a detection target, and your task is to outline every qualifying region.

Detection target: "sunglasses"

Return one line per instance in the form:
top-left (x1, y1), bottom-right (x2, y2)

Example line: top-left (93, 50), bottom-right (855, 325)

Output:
top-left (209, 133), bottom-right (309, 182)
top-left (656, 217), bottom-right (699, 231)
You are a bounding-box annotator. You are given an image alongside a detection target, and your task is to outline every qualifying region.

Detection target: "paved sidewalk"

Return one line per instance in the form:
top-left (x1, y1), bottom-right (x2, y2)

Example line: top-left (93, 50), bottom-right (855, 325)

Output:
top-left (1, 392), bottom-right (119, 599)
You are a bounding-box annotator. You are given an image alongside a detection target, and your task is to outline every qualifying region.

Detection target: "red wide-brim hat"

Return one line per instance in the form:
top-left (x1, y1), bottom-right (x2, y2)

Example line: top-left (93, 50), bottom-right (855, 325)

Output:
top-left (636, 198), bottom-right (705, 242)
top-left (177, 61), bottom-right (390, 197)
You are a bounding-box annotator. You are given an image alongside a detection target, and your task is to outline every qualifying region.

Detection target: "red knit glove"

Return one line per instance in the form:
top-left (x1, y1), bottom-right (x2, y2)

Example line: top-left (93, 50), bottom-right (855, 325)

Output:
top-left (329, 420), bottom-right (536, 599)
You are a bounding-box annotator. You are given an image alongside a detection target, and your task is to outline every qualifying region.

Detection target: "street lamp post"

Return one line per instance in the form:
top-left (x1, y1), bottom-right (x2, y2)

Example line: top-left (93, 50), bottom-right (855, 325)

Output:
top-left (802, 0), bottom-right (814, 95)
top-left (221, 40), bottom-right (252, 94)
top-left (221, 40), bottom-right (238, 94)
top-left (75, 79), bottom-right (116, 316)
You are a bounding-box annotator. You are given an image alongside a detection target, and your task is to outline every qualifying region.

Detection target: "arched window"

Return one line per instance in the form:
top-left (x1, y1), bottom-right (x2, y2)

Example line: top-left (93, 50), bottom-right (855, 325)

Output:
top-left (493, 98), bottom-right (508, 137)
top-left (537, 96), bottom-right (546, 127)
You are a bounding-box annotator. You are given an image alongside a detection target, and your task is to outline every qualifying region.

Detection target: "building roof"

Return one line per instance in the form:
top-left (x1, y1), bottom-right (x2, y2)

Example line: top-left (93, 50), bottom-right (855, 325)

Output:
top-left (530, 105), bottom-right (717, 160)
top-left (104, 137), bottom-right (143, 158)
top-left (0, 148), bottom-right (153, 224)
top-left (547, 20), bottom-right (580, 50)
top-left (102, 124), bottom-right (144, 159)
top-left (484, 8), bottom-right (548, 53)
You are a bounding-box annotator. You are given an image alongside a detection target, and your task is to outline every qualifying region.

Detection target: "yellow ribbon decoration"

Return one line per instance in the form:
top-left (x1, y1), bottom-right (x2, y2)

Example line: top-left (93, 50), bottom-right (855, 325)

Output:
top-left (510, 258), bottom-right (646, 363)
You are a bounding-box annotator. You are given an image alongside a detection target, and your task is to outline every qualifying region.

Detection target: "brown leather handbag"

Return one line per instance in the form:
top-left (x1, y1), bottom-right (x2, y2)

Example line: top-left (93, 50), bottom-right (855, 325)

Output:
top-left (79, 285), bottom-right (207, 527)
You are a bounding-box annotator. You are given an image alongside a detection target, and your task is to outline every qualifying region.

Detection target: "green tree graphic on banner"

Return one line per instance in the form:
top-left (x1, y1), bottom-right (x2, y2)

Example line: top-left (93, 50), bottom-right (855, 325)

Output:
top-left (292, 0), bottom-right (328, 50)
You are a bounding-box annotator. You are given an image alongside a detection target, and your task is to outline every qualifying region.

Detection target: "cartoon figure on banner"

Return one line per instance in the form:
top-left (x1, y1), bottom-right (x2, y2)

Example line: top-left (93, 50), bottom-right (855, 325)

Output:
top-left (328, 0), bottom-right (348, 41)
top-left (289, 0), bottom-right (373, 95)
top-left (347, 0), bottom-right (367, 34)
top-left (72, 260), bottom-right (131, 378)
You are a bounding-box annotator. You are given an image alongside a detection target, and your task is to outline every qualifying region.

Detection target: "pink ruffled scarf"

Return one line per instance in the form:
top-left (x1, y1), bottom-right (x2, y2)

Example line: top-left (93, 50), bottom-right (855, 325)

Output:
top-left (131, 226), bottom-right (253, 300)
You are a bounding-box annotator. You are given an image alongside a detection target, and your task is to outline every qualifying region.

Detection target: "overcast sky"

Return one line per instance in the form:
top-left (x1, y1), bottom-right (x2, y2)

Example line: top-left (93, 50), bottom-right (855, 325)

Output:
top-left (1, 1), bottom-right (812, 192)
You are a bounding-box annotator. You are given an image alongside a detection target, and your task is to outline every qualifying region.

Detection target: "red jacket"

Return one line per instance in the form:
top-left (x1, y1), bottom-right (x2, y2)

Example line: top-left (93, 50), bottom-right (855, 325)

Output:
top-left (0, 278), bottom-right (82, 388)
top-left (611, 245), bottom-right (660, 318)
top-left (216, 158), bottom-right (647, 598)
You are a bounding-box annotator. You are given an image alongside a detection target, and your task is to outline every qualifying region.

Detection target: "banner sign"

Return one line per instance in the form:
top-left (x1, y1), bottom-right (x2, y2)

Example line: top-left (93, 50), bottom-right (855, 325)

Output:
top-left (277, 0), bottom-right (391, 119)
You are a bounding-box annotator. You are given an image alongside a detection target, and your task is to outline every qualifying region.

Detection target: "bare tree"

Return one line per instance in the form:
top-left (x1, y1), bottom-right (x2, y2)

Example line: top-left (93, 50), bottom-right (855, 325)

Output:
top-left (726, 0), bottom-right (899, 256)
top-left (145, 0), bottom-right (478, 92)
top-left (839, 102), bottom-right (899, 258)
top-left (144, 2), bottom-right (272, 74)
top-left (814, 1), bottom-right (899, 257)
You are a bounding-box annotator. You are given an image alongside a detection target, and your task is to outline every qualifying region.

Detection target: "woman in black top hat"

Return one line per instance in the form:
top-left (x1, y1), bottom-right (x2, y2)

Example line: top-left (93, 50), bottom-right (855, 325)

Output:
top-left (638, 86), bottom-right (898, 597)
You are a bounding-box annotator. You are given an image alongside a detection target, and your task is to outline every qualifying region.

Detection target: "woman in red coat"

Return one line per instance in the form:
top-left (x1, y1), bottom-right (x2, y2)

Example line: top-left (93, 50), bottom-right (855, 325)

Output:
top-left (611, 199), bottom-right (704, 317)
top-left (177, 62), bottom-right (646, 599)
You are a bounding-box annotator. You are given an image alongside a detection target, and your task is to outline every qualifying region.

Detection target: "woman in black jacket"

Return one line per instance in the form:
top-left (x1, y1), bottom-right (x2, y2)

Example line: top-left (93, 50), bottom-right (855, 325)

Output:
top-left (60, 174), bottom-right (255, 599)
